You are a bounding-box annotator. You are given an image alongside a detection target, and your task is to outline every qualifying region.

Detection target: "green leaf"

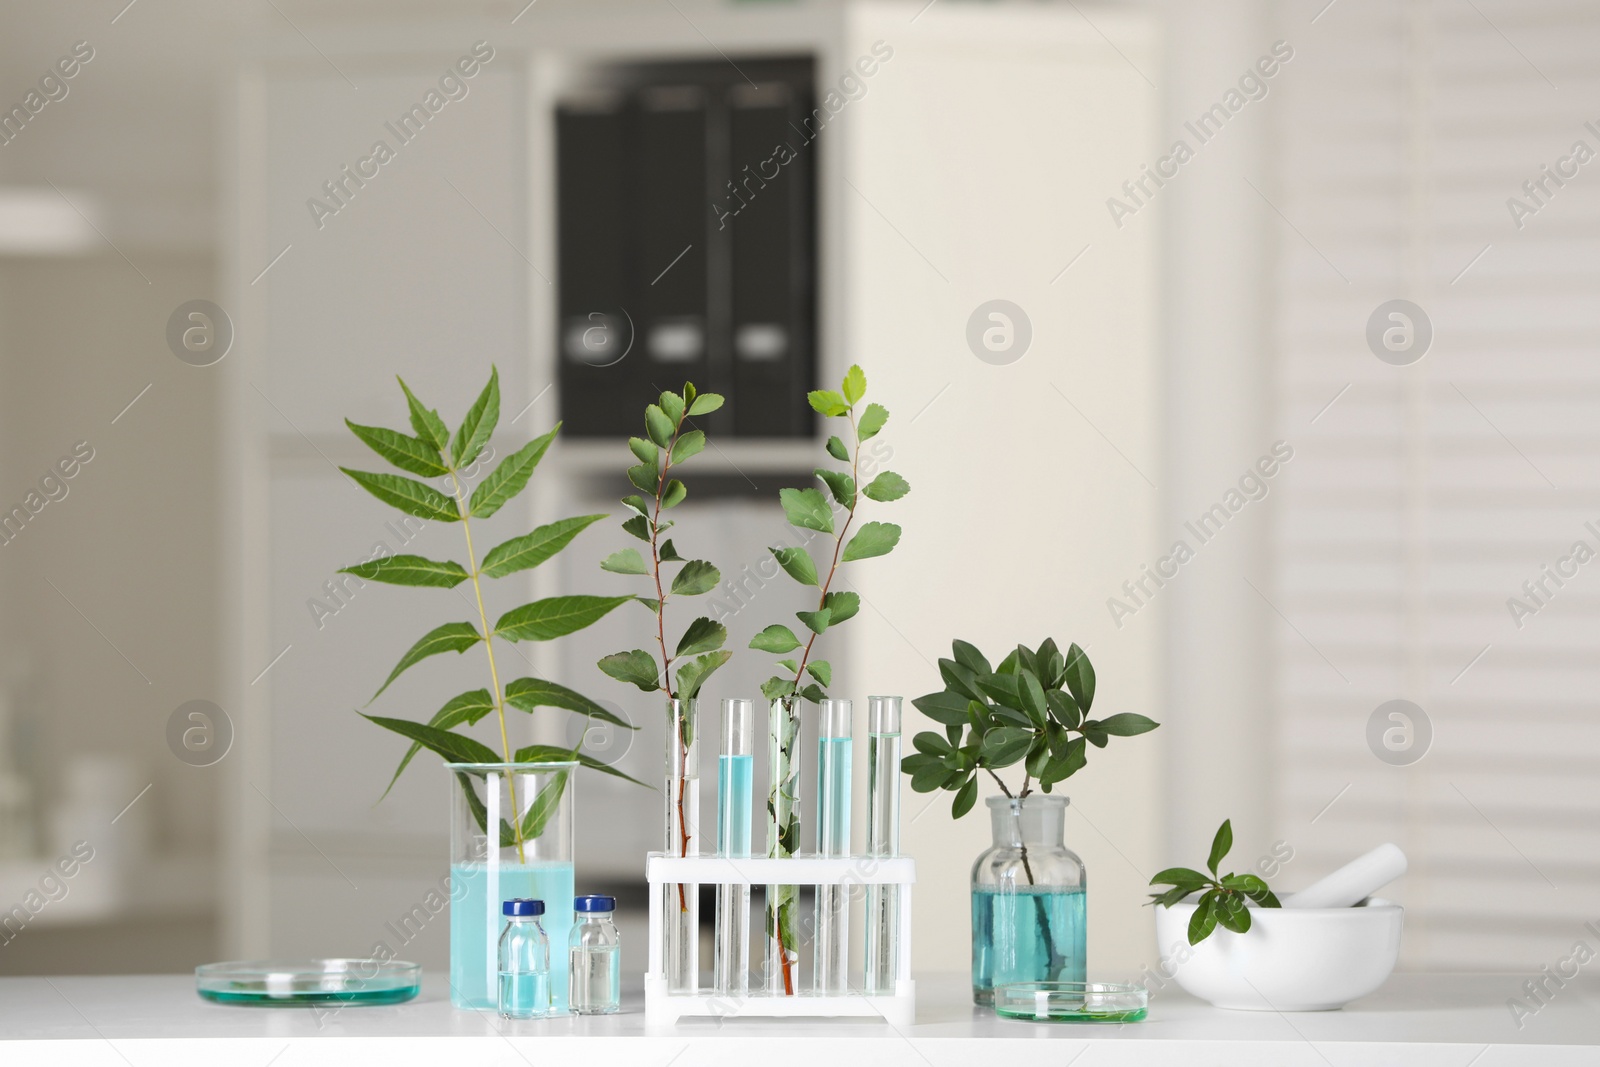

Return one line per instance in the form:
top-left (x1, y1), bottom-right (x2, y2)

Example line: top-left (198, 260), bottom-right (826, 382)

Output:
top-left (1188, 891), bottom-right (1220, 945)
top-left (909, 761), bottom-right (951, 793)
top-left (798, 682), bottom-right (826, 704)
top-left (671, 560), bottom-right (719, 596)
top-left (980, 726), bottom-right (1033, 767)
top-left (952, 776), bottom-right (978, 818)
top-left (780, 487), bottom-right (833, 533)
top-left (517, 766), bottom-right (570, 839)
top-left (600, 548), bottom-right (650, 575)
top-left (505, 677), bottom-right (633, 730)
top-left (938, 659), bottom-right (984, 703)
top-left (621, 516), bottom-right (650, 541)
top-left (796, 608), bottom-right (831, 635)
top-left (671, 430), bottom-right (705, 464)
top-left (451, 366), bottom-right (500, 468)
top-left (841, 521), bottom-right (900, 561)
top-left (658, 390), bottom-right (685, 424)
top-left (951, 639), bottom-right (992, 676)
top-left (1095, 713), bottom-right (1160, 737)
top-left (1220, 873), bottom-right (1275, 901)
top-left (1216, 891), bottom-right (1252, 934)
top-left (841, 364), bottom-right (866, 405)
top-left (1045, 688), bottom-right (1081, 729)
top-left (496, 595), bottom-right (632, 641)
top-left (911, 691), bottom-right (971, 726)
top-left (661, 479), bottom-right (687, 508)
top-left (825, 435), bottom-right (849, 462)
top-left (645, 404), bottom-right (675, 448)
top-left (751, 625), bottom-right (801, 654)
top-left (776, 658), bottom-right (798, 673)
top-left (676, 616), bottom-right (727, 657)
top-left (339, 553), bottom-right (468, 588)
top-left (862, 471), bottom-right (909, 503)
top-left (597, 649), bottom-right (660, 691)
top-left (469, 425), bottom-right (559, 519)
top-left (857, 402), bottom-right (888, 440)
top-left (808, 389), bottom-right (849, 417)
top-left (621, 495), bottom-right (650, 517)
top-left (1018, 669), bottom-right (1049, 727)
top-left (760, 677), bottom-right (796, 702)
top-left (912, 732), bottom-right (954, 758)
top-left (371, 622), bottom-right (481, 700)
top-left (628, 437), bottom-right (657, 465)
top-left (361, 712), bottom-right (500, 764)
top-left (771, 546), bottom-right (819, 586)
top-left (806, 660), bottom-right (831, 687)
top-left (346, 420), bottom-right (447, 477)
top-left (814, 468), bottom-right (856, 509)
top-left (515, 744), bottom-right (648, 789)
top-left (976, 672), bottom-right (1023, 709)
top-left (1037, 638), bottom-right (1066, 689)
top-left (480, 514), bottom-right (607, 578)
top-left (637, 597), bottom-right (660, 613)
top-left (397, 377), bottom-right (449, 451)
top-left (627, 462), bottom-right (659, 494)
top-left (379, 688), bottom-right (495, 798)
top-left (659, 539), bottom-right (684, 562)
top-left (688, 392), bottom-right (724, 416)
top-left (677, 650), bottom-right (732, 700)
top-left (1152, 867), bottom-right (1212, 891)
top-left (1207, 820), bottom-right (1233, 878)
top-left (1064, 643), bottom-right (1095, 714)
top-left (822, 591), bottom-right (859, 625)
top-left (341, 468), bottom-right (460, 523)
top-left (1147, 885), bottom-right (1196, 909)
top-left (1026, 737), bottom-right (1050, 778)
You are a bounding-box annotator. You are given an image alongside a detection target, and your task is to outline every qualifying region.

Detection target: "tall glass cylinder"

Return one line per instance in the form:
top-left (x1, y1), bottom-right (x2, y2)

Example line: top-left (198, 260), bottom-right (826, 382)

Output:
top-left (865, 695), bottom-right (902, 993)
top-left (713, 698), bottom-right (754, 996)
top-left (764, 696), bottom-right (801, 995)
top-left (664, 698), bottom-right (700, 994)
top-left (447, 762), bottom-right (575, 1012)
top-left (814, 698), bottom-right (852, 994)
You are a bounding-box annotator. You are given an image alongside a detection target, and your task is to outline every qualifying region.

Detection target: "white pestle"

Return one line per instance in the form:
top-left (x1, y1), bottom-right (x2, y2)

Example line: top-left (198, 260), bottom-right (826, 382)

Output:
top-left (1282, 843), bottom-right (1408, 909)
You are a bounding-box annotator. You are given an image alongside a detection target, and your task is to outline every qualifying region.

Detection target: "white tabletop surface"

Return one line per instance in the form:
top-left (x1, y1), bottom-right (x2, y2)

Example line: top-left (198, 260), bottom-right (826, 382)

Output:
top-left (0, 972), bottom-right (1595, 1066)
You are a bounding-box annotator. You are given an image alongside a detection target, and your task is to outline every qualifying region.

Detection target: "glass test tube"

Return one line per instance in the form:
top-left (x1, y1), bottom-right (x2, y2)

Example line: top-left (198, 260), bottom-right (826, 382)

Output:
top-left (765, 698), bottom-right (802, 995)
top-left (664, 698), bottom-right (700, 994)
top-left (713, 698), bottom-right (754, 996)
top-left (814, 698), bottom-right (852, 994)
top-left (865, 696), bottom-right (902, 994)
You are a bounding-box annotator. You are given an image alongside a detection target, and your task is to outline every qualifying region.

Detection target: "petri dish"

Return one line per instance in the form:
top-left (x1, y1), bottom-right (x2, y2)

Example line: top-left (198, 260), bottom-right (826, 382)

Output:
top-left (992, 981), bottom-right (1149, 1023)
top-left (196, 959), bottom-right (421, 1006)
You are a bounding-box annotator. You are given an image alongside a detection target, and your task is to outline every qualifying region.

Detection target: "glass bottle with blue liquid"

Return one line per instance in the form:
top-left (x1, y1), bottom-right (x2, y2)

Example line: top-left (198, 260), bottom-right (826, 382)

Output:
top-left (569, 894), bottom-right (621, 1015)
top-left (971, 794), bottom-right (1086, 1005)
top-left (814, 697), bottom-right (852, 994)
top-left (497, 897), bottom-right (550, 1020)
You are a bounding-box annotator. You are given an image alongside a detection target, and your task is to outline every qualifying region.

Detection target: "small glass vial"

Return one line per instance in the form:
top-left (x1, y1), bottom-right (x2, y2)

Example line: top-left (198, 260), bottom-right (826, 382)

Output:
top-left (498, 898), bottom-right (550, 1020)
top-left (568, 894), bottom-right (622, 1015)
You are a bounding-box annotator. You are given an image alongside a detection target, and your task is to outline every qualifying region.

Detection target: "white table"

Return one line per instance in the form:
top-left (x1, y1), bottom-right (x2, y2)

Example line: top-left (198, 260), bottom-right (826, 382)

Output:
top-left (0, 972), bottom-right (1594, 1066)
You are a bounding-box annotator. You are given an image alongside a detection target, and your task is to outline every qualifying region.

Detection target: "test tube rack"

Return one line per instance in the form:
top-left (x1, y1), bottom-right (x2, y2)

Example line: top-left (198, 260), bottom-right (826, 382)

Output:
top-left (644, 853), bottom-right (916, 1025)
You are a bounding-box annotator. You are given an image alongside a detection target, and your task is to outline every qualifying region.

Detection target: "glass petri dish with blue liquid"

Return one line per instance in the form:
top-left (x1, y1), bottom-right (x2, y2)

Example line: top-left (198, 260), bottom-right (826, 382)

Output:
top-left (196, 959), bottom-right (421, 1006)
top-left (992, 980), bottom-right (1148, 1023)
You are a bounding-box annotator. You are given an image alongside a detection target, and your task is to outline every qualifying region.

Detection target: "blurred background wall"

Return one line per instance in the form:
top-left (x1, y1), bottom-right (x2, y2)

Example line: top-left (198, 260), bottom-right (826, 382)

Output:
top-left (0, 0), bottom-right (1593, 991)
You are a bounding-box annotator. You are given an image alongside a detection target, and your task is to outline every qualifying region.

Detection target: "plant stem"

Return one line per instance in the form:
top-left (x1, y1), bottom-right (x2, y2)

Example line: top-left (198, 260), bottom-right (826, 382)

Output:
top-left (451, 466), bottom-right (526, 864)
top-left (651, 411), bottom-right (690, 912)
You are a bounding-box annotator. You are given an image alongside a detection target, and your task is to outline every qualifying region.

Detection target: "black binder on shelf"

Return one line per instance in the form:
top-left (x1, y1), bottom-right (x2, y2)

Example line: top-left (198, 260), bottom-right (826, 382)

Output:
top-left (556, 57), bottom-right (815, 440)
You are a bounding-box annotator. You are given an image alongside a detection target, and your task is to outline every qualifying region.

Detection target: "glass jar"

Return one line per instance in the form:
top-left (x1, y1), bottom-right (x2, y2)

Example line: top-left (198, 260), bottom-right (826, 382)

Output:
top-left (448, 762), bottom-right (575, 1012)
top-left (970, 795), bottom-right (1086, 1006)
top-left (569, 894), bottom-right (622, 1015)
top-left (497, 898), bottom-right (551, 1020)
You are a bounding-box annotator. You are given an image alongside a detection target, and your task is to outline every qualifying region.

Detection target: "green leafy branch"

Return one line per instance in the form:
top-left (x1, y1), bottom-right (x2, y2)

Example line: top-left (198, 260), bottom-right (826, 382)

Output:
top-left (1147, 819), bottom-right (1282, 944)
top-left (339, 368), bottom-right (643, 861)
top-left (749, 364), bottom-right (907, 704)
top-left (747, 363), bottom-right (907, 997)
top-left (901, 637), bottom-right (1159, 821)
top-left (594, 383), bottom-right (730, 911)
top-left (596, 382), bottom-right (732, 704)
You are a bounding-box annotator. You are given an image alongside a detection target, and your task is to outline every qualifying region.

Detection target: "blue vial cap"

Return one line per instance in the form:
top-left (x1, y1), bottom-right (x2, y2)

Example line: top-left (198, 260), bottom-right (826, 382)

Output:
top-left (503, 898), bottom-right (544, 916)
top-left (574, 894), bottom-right (616, 913)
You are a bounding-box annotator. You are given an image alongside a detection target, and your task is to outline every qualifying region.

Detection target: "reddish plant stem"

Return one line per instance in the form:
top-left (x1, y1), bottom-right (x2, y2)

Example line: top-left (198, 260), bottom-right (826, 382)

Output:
top-left (651, 408), bottom-right (692, 913)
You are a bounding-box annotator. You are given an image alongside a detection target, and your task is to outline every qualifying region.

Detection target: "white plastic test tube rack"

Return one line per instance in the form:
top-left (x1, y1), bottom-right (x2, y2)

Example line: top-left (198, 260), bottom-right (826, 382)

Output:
top-left (644, 853), bottom-right (916, 1024)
